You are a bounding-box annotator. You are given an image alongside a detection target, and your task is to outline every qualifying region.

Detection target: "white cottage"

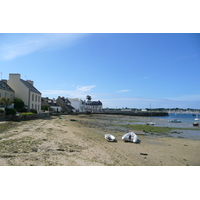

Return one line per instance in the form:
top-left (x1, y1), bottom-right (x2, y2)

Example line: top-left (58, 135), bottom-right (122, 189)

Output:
top-left (68, 98), bottom-right (86, 112)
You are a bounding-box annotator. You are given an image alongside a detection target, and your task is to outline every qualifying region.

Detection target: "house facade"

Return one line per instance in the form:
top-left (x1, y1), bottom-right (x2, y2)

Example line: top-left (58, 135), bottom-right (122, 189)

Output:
top-left (0, 80), bottom-right (15, 100)
top-left (56, 96), bottom-right (74, 113)
top-left (7, 74), bottom-right (42, 113)
top-left (41, 97), bottom-right (62, 112)
top-left (86, 100), bottom-right (103, 112)
top-left (68, 98), bottom-right (86, 112)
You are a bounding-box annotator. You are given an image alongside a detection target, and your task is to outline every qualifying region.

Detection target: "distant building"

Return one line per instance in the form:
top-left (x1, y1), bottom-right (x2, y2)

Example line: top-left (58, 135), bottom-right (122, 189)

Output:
top-left (56, 96), bottom-right (74, 113)
top-left (41, 97), bottom-right (62, 112)
top-left (68, 98), bottom-right (86, 112)
top-left (0, 79), bottom-right (15, 100)
top-left (7, 74), bottom-right (42, 113)
top-left (86, 100), bottom-right (103, 112)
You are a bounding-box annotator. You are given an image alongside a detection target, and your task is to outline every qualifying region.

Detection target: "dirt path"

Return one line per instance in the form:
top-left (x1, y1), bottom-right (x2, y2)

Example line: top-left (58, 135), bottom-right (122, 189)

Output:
top-left (0, 114), bottom-right (199, 166)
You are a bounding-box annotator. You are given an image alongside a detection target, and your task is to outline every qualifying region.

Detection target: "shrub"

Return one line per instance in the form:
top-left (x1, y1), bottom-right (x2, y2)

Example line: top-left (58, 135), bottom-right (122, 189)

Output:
top-left (41, 105), bottom-right (51, 111)
top-left (30, 109), bottom-right (37, 114)
top-left (19, 112), bottom-right (34, 116)
top-left (5, 108), bottom-right (17, 115)
top-left (14, 98), bottom-right (25, 111)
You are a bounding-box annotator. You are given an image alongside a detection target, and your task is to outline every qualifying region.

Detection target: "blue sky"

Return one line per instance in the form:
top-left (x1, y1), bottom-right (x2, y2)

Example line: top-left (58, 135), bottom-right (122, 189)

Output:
top-left (0, 33), bottom-right (200, 109)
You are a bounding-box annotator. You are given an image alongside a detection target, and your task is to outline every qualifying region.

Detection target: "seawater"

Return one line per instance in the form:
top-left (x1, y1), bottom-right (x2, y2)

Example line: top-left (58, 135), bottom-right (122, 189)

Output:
top-left (154, 113), bottom-right (200, 140)
top-left (155, 113), bottom-right (200, 124)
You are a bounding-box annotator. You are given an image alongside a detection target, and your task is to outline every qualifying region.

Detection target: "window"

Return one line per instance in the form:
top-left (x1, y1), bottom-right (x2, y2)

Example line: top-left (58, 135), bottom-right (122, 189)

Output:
top-left (32, 94), bottom-right (34, 101)
top-left (35, 95), bottom-right (37, 102)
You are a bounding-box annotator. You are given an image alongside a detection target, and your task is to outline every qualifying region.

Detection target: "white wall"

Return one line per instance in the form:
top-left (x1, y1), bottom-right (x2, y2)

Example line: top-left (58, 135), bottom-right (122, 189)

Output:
top-left (0, 89), bottom-right (14, 99)
top-left (68, 98), bottom-right (87, 112)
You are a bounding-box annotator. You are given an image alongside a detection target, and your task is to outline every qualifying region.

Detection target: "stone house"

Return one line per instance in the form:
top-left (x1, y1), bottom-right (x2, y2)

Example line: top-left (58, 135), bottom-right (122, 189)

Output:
top-left (41, 97), bottom-right (62, 112)
top-left (56, 96), bottom-right (74, 113)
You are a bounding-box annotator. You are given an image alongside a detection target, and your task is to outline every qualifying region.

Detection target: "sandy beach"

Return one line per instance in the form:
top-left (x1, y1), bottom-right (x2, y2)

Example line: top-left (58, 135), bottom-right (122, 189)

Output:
top-left (0, 114), bottom-right (199, 166)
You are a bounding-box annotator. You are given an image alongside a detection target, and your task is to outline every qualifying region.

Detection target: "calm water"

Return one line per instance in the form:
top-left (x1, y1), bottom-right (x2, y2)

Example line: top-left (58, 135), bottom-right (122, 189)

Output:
top-left (154, 113), bottom-right (200, 140)
top-left (155, 113), bottom-right (200, 124)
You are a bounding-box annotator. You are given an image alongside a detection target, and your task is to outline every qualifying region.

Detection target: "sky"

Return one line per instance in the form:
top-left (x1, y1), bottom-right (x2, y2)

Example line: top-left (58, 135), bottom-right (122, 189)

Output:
top-left (0, 33), bottom-right (200, 109)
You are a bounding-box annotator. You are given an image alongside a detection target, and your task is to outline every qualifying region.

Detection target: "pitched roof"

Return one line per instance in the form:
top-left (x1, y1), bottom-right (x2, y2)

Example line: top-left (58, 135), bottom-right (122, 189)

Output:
top-left (0, 81), bottom-right (15, 92)
top-left (20, 79), bottom-right (41, 94)
top-left (86, 101), bottom-right (102, 105)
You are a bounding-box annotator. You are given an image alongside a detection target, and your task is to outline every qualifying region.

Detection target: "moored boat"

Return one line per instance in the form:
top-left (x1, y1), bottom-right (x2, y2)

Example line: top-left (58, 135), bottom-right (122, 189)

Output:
top-left (193, 122), bottom-right (199, 126)
top-left (194, 113), bottom-right (199, 121)
top-left (146, 122), bottom-right (155, 125)
top-left (169, 119), bottom-right (182, 123)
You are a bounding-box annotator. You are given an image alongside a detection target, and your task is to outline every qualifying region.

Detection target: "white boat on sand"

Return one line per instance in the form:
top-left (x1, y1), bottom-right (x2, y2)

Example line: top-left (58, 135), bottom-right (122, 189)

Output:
top-left (122, 131), bottom-right (139, 143)
top-left (105, 134), bottom-right (117, 142)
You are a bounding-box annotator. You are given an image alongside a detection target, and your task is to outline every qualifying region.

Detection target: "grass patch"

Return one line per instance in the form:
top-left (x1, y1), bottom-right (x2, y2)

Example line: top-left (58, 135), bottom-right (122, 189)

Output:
top-left (0, 122), bottom-right (19, 134)
top-left (115, 124), bottom-right (196, 133)
top-left (0, 136), bottom-right (43, 153)
top-left (19, 112), bottom-right (35, 116)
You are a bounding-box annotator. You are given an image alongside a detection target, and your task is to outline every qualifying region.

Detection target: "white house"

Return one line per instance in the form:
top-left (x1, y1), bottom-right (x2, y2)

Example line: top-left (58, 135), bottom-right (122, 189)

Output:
top-left (68, 98), bottom-right (86, 112)
top-left (7, 74), bottom-right (42, 113)
top-left (86, 100), bottom-right (103, 112)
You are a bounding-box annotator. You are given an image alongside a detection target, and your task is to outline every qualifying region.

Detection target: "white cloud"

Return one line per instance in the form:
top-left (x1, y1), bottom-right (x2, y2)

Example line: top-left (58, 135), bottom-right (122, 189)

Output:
top-left (41, 85), bottom-right (96, 98)
top-left (0, 33), bottom-right (88, 60)
top-left (117, 89), bottom-right (131, 93)
top-left (76, 85), bottom-right (96, 92)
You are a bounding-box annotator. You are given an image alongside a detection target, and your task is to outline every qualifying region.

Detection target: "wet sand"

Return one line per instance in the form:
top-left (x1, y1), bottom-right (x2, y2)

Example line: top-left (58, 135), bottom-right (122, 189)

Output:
top-left (0, 114), bottom-right (199, 166)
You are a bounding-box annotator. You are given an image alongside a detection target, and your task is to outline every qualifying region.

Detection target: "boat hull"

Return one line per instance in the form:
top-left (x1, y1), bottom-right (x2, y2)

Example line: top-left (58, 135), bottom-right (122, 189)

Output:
top-left (105, 134), bottom-right (116, 142)
top-left (122, 132), bottom-right (139, 143)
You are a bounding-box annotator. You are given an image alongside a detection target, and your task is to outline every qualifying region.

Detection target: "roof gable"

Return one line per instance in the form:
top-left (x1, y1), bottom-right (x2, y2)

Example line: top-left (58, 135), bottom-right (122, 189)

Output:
top-left (0, 81), bottom-right (15, 92)
top-left (20, 79), bottom-right (41, 94)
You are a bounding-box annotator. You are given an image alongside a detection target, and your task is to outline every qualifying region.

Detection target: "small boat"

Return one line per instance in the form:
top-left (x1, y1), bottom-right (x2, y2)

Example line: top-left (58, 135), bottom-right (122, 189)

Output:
top-left (146, 122), bottom-right (155, 125)
top-left (105, 134), bottom-right (116, 142)
top-left (122, 131), bottom-right (139, 143)
top-left (194, 113), bottom-right (199, 121)
top-left (169, 119), bottom-right (182, 123)
top-left (193, 122), bottom-right (199, 126)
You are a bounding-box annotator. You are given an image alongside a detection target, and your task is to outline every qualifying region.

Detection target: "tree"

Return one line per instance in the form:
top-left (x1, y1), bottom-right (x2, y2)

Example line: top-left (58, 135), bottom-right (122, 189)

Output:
top-left (14, 98), bottom-right (25, 111)
top-left (0, 97), bottom-right (13, 108)
top-left (86, 95), bottom-right (92, 101)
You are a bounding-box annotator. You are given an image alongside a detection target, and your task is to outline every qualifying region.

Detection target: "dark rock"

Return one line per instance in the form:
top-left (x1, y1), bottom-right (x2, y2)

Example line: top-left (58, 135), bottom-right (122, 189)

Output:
top-left (56, 149), bottom-right (65, 151)
top-left (140, 153), bottom-right (148, 156)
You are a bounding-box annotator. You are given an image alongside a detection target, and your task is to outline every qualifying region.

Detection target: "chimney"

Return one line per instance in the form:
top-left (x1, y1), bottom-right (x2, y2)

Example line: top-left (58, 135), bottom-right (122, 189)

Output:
top-left (9, 73), bottom-right (21, 80)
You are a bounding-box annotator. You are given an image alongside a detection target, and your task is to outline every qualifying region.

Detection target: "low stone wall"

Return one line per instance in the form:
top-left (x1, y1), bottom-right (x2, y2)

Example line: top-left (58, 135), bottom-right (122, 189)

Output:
top-left (5, 112), bottom-right (50, 121)
top-left (0, 113), bottom-right (5, 121)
